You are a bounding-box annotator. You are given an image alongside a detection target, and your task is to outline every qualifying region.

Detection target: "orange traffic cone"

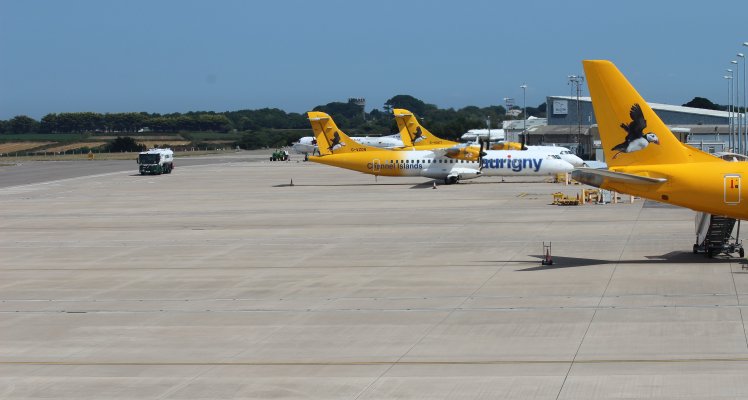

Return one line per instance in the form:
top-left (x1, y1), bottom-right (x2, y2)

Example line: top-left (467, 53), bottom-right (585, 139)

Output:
top-left (541, 242), bottom-right (553, 265)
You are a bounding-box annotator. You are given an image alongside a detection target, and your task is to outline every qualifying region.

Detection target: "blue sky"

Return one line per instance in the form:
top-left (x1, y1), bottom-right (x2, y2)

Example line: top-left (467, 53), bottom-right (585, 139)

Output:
top-left (1, 0), bottom-right (747, 119)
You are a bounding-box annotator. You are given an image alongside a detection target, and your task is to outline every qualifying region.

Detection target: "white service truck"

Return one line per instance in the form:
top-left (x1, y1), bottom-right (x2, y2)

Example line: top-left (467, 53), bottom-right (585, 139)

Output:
top-left (137, 148), bottom-right (174, 175)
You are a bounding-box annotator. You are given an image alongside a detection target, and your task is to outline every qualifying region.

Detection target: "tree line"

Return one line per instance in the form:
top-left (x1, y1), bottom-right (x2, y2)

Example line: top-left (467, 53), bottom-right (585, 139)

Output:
top-left (0, 95), bottom-right (538, 138)
top-left (0, 95), bottom-right (726, 145)
top-left (0, 112), bottom-right (235, 134)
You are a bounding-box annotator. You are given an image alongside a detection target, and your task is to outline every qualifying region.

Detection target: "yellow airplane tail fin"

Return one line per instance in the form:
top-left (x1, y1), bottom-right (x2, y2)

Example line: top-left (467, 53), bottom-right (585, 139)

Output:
top-left (583, 60), bottom-right (717, 167)
top-left (307, 111), bottom-right (381, 155)
top-left (393, 108), bottom-right (456, 147)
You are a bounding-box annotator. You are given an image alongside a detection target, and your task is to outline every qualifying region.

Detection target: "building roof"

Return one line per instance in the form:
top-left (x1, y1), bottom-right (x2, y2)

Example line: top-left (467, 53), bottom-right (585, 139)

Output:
top-left (550, 96), bottom-right (730, 118)
top-left (502, 118), bottom-right (547, 130)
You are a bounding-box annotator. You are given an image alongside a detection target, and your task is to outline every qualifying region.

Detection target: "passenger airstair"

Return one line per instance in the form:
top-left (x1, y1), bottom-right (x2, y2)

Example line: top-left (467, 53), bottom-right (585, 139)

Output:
top-left (693, 212), bottom-right (744, 258)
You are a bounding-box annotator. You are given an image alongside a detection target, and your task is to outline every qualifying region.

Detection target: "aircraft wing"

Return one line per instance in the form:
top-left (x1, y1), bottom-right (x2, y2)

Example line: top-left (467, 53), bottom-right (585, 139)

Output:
top-left (572, 167), bottom-right (667, 188)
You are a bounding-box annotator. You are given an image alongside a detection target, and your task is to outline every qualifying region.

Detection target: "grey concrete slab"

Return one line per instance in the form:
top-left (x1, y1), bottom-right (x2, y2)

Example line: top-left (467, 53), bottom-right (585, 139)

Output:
top-left (2, 161), bottom-right (748, 399)
top-left (559, 361), bottom-right (748, 400)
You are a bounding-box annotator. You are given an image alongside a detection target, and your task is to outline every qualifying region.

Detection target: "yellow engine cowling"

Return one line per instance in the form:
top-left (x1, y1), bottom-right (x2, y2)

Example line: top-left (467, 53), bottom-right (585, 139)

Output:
top-left (490, 141), bottom-right (524, 151)
top-left (444, 145), bottom-right (483, 161)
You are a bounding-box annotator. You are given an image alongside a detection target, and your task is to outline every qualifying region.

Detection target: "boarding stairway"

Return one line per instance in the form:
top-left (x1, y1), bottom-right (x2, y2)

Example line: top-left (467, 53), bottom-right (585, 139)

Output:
top-left (693, 213), bottom-right (744, 258)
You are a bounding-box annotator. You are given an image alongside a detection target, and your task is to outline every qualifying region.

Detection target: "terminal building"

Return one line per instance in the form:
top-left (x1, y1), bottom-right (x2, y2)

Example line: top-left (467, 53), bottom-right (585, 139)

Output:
top-left (514, 96), bottom-right (733, 160)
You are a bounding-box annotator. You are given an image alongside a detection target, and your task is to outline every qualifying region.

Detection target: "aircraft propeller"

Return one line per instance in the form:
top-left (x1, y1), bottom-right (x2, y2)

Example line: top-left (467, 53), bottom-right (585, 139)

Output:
top-left (478, 138), bottom-right (489, 169)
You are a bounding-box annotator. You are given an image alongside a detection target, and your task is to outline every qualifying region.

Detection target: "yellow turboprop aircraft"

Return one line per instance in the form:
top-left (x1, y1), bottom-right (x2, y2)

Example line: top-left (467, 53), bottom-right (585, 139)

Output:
top-left (394, 108), bottom-right (527, 153)
top-left (392, 108), bottom-right (484, 161)
top-left (572, 60), bottom-right (748, 256)
top-left (308, 111), bottom-right (481, 183)
top-left (307, 111), bottom-right (574, 184)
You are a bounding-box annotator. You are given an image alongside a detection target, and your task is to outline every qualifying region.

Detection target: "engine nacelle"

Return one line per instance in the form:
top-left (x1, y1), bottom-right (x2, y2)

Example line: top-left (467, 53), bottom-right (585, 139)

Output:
top-left (447, 167), bottom-right (482, 182)
top-left (490, 141), bottom-right (525, 151)
top-left (444, 144), bottom-right (485, 161)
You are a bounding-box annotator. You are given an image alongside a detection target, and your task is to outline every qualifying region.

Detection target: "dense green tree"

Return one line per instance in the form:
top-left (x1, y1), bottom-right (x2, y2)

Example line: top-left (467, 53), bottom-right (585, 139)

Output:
top-left (383, 95), bottom-right (436, 116)
top-left (312, 101), bottom-right (363, 121)
top-left (7, 115), bottom-right (39, 133)
top-left (195, 114), bottom-right (232, 132)
top-left (106, 136), bottom-right (146, 152)
top-left (39, 113), bottom-right (58, 133)
top-left (683, 97), bottom-right (724, 111)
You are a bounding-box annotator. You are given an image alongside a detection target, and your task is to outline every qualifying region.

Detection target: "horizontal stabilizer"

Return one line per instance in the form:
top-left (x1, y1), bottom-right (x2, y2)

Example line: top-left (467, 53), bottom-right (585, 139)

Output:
top-left (572, 167), bottom-right (666, 188)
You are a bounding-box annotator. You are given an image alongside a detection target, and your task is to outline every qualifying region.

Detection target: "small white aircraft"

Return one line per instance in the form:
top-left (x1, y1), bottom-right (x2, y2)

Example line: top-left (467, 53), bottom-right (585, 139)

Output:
top-left (460, 128), bottom-right (506, 142)
top-left (292, 134), bottom-right (403, 155)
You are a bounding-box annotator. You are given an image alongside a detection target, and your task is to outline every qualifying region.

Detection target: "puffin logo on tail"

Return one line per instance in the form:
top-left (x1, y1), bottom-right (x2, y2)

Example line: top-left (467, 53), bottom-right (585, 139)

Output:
top-left (411, 126), bottom-right (427, 144)
top-left (611, 103), bottom-right (659, 159)
top-left (327, 131), bottom-right (346, 153)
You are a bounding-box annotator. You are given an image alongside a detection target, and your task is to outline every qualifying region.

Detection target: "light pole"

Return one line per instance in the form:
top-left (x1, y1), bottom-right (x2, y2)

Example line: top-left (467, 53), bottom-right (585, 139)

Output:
top-left (732, 60), bottom-right (741, 153)
top-left (568, 75), bottom-right (585, 155)
top-left (741, 49), bottom-right (747, 154)
top-left (520, 84), bottom-right (527, 144)
top-left (743, 43), bottom-right (748, 153)
top-left (725, 68), bottom-right (741, 153)
top-left (725, 75), bottom-right (734, 151)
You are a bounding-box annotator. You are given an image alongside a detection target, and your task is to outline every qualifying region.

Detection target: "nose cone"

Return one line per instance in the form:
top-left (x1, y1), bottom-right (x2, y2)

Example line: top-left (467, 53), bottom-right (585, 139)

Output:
top-left (561, 154), bottom-right (585, 167)
top-left (556, 159), bottom-right (575, 173)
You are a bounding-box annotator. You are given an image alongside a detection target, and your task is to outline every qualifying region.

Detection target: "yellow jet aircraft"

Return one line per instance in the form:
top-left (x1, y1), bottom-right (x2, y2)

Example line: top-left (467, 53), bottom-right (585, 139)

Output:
top-left (572, 60), bottom-right (747, 220)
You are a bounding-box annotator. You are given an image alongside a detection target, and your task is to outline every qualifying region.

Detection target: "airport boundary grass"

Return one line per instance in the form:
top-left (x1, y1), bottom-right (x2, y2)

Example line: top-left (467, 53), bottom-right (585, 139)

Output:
top-left (0, 131), bottom-right (244, 157)
top-left (1, 149), bottom-right (237, 162)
